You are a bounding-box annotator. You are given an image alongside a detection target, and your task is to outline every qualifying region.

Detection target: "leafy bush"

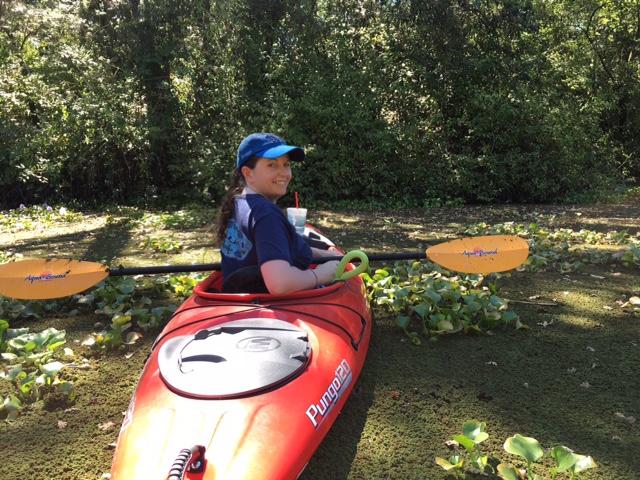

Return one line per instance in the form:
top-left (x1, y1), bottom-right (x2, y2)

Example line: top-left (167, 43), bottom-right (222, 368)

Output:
top-left (2, 0), bottom-right (637, 208)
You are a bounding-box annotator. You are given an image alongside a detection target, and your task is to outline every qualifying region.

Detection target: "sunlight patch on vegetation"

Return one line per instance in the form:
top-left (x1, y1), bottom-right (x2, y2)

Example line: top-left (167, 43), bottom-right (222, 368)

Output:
top-left (0, 204), bottom-right (81, 232)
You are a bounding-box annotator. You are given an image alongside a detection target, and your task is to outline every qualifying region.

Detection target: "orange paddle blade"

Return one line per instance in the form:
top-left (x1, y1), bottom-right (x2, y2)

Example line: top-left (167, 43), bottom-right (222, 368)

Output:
top-left (426, 235), bottom-right (529, 274)
top-left (0, 259), bottom-right (109, 300)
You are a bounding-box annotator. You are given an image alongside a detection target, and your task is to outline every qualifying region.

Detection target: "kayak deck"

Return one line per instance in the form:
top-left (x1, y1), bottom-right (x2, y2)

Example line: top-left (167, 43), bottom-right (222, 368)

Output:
top-left (111, 257), bottom-right (372, 479)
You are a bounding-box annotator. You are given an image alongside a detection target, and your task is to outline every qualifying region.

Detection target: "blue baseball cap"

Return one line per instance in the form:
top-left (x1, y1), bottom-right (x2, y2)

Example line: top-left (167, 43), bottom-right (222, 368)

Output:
top-left (237, 133), bottom-right (305, 169)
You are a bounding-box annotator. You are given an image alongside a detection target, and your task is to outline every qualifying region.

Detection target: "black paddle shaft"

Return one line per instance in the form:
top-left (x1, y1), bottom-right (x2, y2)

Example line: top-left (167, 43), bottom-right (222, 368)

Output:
top-left (108, 252), bottom-right (428, 277)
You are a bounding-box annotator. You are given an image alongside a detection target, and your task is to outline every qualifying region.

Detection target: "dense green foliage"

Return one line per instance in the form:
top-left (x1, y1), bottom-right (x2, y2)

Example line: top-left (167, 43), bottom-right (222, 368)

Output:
top-left (1, 0), bottom-right (639, 207)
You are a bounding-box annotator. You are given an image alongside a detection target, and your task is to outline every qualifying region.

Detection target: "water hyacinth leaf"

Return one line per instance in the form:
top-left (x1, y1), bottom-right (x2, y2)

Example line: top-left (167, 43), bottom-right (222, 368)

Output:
top-left (571, 454), bottom-right (598, 474)
top-left (466, 301), bottom-right (481, 313)
top-left (464, 324), bottom-right (482, 334)
top-left (515, 318), bottom-right (528, 330)
top-left (76, 294), bottom-right (95, 305)
top-left (9, 336), bottom-right (34, 352)
top-left (412, 303), bottom-right (429, 319)
top-left (496, 463), bottom-right (521, 480)
top-left (425, 289), bottom-right (442, 304)
top-left (392, 298), bottom-right (407, 310)
top-left (462, 420), bottom-right (489, 444)
top-left (19, 375), bottom-right (35, 390)
top-left (20, 303), bottom-right (42, 319)
top-left (3, 364), bottom-right (23, 380)
top-left (116, 283), bottom-right (136, 295)
top-left (134, 297), bottom-right (152, 308)
top-left (46, 330), bottom-right (67, 351)
top-left (396, 316), bottom-right (410, 329)
top-left (490, 295), bottom-right (507, 309)
top-left (34, 349), bottom-right (54, 361)
top-left (504, 434), bottom-right (544, 463)
top-left (373, 269), bottom-right (390, 280)
top-left (449, 318), bottom-right (463, 332)
top-left (59, 380), bottom-right (76, 401)
top-left (112, 315), bottom-right (132, 328)
top-left (125, 332), bottom-right (143, 344)
top-left (1, 352), bottom-right (18, 361)
top-left (440, 289), bottom-right (459, 302)
top-left (393, 286), bottom-right (410, 299)
top-left (151, 306), bottom-right (169, 317)
top-left (435, 455), bottom-right (463, 470)
top-left (40, 361), bottom-right (64, 377)
top-left (429, 313), bottom-right (443, 327)
top-left (453, 434), bottom-right (476, 452)
top-left (97, 304), bottom-right (124, 315)
top-left (437, 319), bottom-right (454, 332)
top-left (3, 395), bottom-right (22, 420)
top-left (8, 327), bottom-right (29, 338)
top-left (550, 446), bottom-right (577, 472)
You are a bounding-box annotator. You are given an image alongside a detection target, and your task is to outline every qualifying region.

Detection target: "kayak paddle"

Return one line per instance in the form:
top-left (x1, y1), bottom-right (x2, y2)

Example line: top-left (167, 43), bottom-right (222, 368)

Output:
top-left (0, 235), bottom-right (529, 300)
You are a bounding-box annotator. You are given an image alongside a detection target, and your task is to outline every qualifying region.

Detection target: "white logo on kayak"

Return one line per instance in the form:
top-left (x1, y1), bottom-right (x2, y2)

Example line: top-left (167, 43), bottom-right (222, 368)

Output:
top-left (306, 359), bottom-right (352, 429)
top-left (236, 336), bottom-right (281, 352)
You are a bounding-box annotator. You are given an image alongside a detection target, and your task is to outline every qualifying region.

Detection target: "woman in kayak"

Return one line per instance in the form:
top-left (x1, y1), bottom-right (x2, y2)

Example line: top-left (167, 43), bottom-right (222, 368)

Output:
top-left (216, 133), bottom-right (340, 295)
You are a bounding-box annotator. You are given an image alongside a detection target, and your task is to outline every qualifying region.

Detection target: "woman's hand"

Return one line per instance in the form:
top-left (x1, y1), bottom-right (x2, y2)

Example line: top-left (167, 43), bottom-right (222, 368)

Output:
top-left (312, 260), bottom-right (340, 286)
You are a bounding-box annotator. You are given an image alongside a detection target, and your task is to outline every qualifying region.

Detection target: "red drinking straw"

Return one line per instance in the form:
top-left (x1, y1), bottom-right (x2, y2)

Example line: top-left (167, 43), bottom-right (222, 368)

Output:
top-left (295, 192), bottom-right (299, 208)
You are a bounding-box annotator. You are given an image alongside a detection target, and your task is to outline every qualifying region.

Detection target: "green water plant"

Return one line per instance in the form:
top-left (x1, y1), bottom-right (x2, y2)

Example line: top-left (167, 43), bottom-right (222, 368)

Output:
top-left (363, 261), bottom-right (523, 345)
top-left (614, 244), bottom-right (640, 269)
top-left (0, 294), bottom-right (74, 321)
top-left (436, 422), bottom-right (598, 479)
top-left (498, 434), bottom-right (597, 480)
top-left (138, 236), bottom-right (184, 254)
top-left (435, 420), bottom-right (491, 476)
top-left (78, 276), bottom-right (177, 350)
top-left (157, 273), bottom-right (208, 298)
top-left (0, 323), bottom-right (74, 419)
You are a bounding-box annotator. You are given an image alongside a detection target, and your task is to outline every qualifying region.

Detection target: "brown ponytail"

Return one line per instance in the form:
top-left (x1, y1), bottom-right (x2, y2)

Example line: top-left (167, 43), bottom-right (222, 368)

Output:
top-left (215, 157), bottom-right (259, 246)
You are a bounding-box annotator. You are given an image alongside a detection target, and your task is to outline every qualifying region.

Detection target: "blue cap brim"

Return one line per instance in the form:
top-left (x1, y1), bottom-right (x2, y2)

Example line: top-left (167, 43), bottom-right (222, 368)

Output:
top-left (255, 145), bottom-right (305, 162)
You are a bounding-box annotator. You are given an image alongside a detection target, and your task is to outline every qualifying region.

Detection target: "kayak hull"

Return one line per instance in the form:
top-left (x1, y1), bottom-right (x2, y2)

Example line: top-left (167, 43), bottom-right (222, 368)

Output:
top-left (110, 238), bottom-right (371, 479)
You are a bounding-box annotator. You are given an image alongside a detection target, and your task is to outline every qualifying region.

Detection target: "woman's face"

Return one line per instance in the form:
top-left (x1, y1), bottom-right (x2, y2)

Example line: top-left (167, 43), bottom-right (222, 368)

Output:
top-left (242, 154), bottom-right (292, 202)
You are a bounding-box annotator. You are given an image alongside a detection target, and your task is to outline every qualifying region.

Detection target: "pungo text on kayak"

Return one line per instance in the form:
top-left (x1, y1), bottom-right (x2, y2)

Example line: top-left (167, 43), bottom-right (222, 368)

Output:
top-left (306, 359), bottom-right (352, 429)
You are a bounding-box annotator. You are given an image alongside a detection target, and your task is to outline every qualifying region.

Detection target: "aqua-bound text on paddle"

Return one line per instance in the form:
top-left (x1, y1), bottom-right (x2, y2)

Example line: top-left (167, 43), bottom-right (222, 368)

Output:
top-left (24, 272), bottom-right (68, 283)
top-left (462, 248), bottom-right (498, 258)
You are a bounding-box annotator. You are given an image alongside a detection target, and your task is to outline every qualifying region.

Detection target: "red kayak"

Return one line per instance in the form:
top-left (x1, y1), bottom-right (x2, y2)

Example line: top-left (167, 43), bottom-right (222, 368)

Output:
top-left (110, 228), bottom-right (372, 479)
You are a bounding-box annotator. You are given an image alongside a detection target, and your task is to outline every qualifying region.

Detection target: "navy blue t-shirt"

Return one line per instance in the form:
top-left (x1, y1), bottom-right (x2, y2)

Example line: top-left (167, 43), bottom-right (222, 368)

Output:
top-left (221, 194), bottom-right (313, 279)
